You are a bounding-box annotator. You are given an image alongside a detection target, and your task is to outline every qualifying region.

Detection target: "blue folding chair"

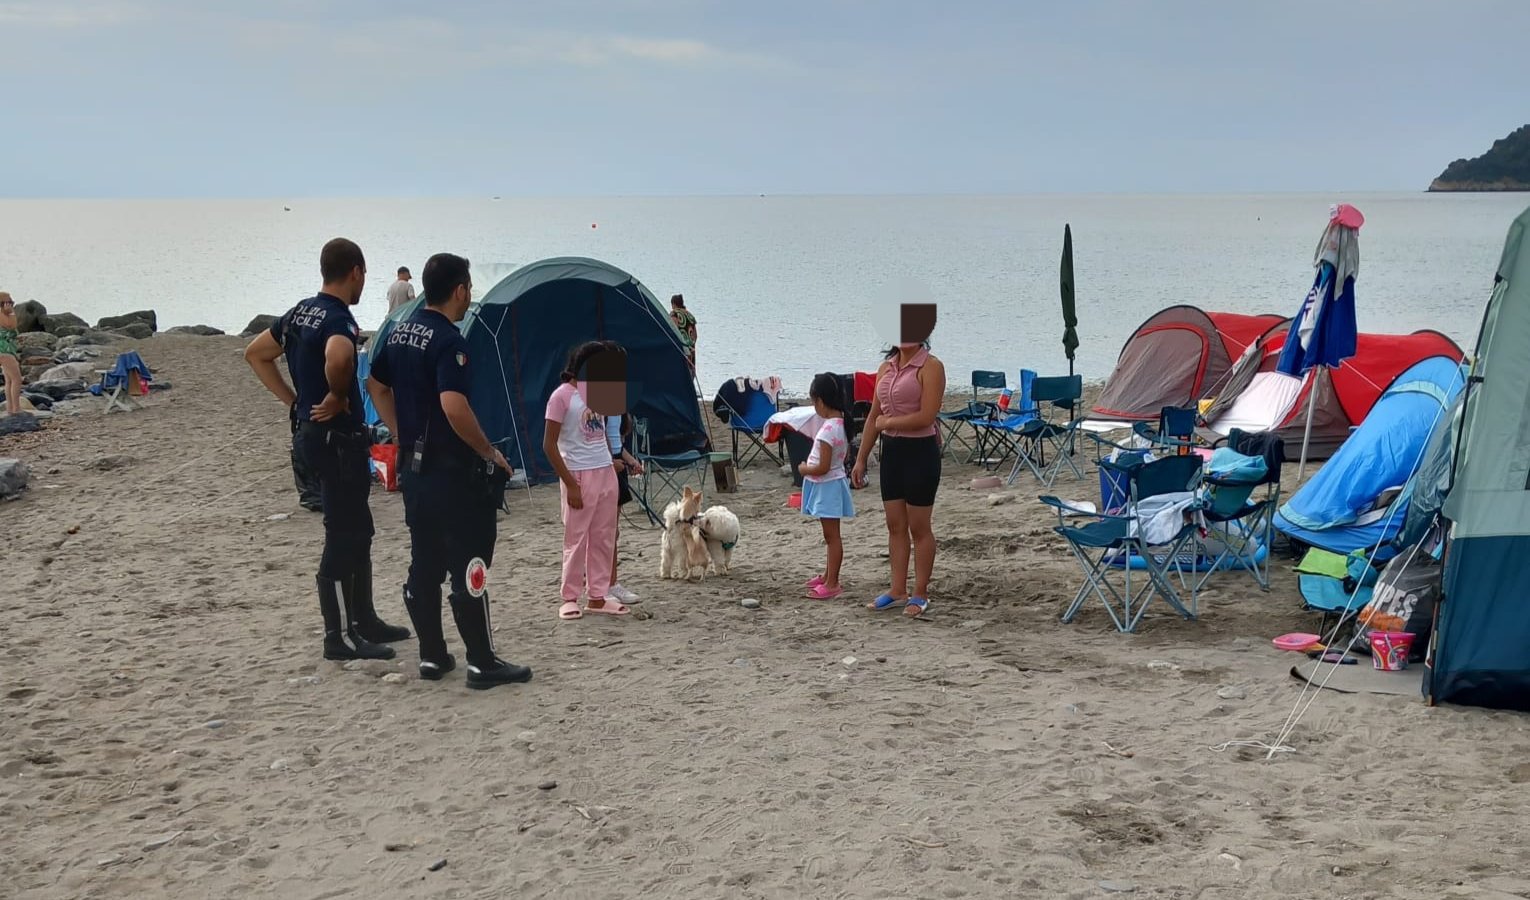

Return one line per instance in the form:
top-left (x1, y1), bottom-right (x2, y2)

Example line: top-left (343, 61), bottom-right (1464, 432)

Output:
top-left (713, 380), bottom-right (783, 470)
top-left (631, 417), bottom-right (707, 526)
top-left (940, 369), bottom-right (1007, 462)
top-left (1007, 375), bottom-right (1086, 487)
top-left (972, 369), bottom-right (1039, 471)
top-left (91, 351), bottom-right (153, 413)
top-left (1194, 430), bottom-right (1285, 592)
top-left (1040, 454), bottom-right (1205, 633)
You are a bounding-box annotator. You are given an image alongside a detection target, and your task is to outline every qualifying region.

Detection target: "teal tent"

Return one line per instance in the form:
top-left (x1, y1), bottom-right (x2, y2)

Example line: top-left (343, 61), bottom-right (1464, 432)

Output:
top-left (1427, 204), bottom-right (1530, 711)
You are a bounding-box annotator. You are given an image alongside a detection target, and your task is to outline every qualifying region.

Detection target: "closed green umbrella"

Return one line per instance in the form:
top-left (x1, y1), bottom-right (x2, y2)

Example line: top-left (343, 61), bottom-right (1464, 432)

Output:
top-left (1061, 224), bottom-right (1078, 376)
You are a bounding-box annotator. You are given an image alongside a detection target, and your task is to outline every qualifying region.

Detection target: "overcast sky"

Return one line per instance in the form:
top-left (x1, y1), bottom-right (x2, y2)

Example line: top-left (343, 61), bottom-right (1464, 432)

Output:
top-left (4, 0), bottom-right (1527, 197)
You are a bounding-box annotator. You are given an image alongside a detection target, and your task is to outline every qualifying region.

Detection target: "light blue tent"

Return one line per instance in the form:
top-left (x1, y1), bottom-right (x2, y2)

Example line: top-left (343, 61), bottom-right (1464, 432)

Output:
top-left (1428, 204), bottom-right (1530, 711)
top-left (1273, 355), bottom-right (1467, 559)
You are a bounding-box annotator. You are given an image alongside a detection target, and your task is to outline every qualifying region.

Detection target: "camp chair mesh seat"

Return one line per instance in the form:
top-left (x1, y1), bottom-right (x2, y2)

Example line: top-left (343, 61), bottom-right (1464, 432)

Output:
top-left (972, 369), bottom-right (1039, 472)
top-left (1007, 375), bottom-right (1086, 487)
top-left (940, 369), bottom-right (1006, 462)
top-left (713, 380), bottom-right (783, 469)
top-left (1041, 454), bottom-right (1205, 633)
top-left (631, 417), bottom-right (707, 526)
top-left (1194, 429), bottom-right (1285, 591)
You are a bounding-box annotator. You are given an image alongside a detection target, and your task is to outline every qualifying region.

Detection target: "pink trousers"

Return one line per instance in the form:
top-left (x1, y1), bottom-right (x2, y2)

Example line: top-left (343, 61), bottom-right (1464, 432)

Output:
top-left (559, 465), bottom-right (619, 602)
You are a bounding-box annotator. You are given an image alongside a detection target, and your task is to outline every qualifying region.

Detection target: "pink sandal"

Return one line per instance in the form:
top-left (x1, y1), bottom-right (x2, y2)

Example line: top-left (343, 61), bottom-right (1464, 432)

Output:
top-left (583, 598), bottom-right (631, 617)
top-left (806, 583), bottom-right (843, 600)
top-left (806, 575), bottom-right (825, 589)
top-left (558, 601), bottom-right (583, 620)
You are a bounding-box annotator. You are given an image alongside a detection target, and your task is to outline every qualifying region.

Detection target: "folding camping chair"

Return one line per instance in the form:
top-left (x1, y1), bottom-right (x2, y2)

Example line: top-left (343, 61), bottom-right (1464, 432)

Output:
top-left (1040, 454), bottom-right (1205, 633)
top-left (1294, 548), bottom-right (1377, 639)
top-left (1006, 375), bottom-right (1086, 487)
top-left (972, 369), bottom-right (1039, 472)
top-left (939, 370), bottom-right (1007, 462)
top-left (1131, 405), bottom-right (1200, 456)
top-left (631, 417), bottom-right (708, 526)
top-left (1194, 430), bottom-right (1285, 592)
top-left (713, 380), bottom-right (783, 470)
top-left (94, 351), bottom-right (152, 413)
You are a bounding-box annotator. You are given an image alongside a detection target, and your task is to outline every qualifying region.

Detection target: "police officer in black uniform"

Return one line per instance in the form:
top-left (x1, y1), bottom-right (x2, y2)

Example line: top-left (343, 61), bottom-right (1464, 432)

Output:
top-left (366, 252), bottom-right (532, 690)
top-left (245, 237), bottom-right (410, 661)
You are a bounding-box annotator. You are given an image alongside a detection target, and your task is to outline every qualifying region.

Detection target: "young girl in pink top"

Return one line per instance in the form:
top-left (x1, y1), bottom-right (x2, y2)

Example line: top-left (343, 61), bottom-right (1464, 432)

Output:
top-left (544, 342), bottom-right (630, 620)
top-left (851, 341), bottom-right (947, 617)
top-left (797, 373), bottom-right (856, 599)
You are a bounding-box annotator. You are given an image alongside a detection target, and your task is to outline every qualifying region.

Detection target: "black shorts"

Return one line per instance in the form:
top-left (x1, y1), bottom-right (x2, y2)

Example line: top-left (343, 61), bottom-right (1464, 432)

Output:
top-left (879, 435), bottom-right (941, 507)
top-left (616, 466), bottom-right (633, 506)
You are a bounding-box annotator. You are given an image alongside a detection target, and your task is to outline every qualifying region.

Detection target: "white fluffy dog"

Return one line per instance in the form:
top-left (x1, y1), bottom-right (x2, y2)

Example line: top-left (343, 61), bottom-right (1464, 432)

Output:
top-left (695, 504), bottom-right (740, 575)
top-left (660, 487), bottom-right (711, 581)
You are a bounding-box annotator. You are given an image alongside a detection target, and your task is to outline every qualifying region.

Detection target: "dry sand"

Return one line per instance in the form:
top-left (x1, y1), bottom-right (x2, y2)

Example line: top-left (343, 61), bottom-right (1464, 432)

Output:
top-left (3, 335), bottom-right (1528, 900)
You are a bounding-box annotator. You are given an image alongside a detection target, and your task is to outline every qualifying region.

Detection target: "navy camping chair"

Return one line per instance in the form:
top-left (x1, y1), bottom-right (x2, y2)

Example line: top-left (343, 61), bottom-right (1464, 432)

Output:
top-left (1007, 375), bottom-right (1086, 487)
top-left (939, 369), bottom-right (1007, 462)
top-left (972, 369), bottom-right (1040, 471)
top-left (1130, 405), bottom-right (1200, 456)
top-left (1194, 430), bottom-right (1285, 592)
top-left (1040, 454), bottom-right (1205, 633)
top-left (713, 380), bottom-right (783, 470)
top-left (631, 417), bottom-right (707, 526)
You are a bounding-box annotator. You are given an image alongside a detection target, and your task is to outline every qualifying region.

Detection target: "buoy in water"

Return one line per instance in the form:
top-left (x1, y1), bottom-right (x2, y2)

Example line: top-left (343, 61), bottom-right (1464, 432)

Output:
top-left (591, 223), bottom-right (597, 229)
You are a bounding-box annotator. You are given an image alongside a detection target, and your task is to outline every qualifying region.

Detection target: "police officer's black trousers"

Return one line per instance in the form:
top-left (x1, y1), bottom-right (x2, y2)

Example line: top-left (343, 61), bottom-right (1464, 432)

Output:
top-left (297, 423), bottom-right (375, 581)
top-left (401, 461), bottom-right (499, 668)
top-left (289, 405), bottom-right (323, 508)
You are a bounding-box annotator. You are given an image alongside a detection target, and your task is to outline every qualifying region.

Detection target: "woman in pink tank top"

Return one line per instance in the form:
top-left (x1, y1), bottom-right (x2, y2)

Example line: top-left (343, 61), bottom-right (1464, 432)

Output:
top-left (851, 341), bottom-right (947, 617)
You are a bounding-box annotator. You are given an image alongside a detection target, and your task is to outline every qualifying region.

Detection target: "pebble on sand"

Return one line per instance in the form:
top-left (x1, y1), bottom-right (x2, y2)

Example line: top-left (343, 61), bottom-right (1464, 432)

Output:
top-left (1216, 686), bottom-right (1247, 700)
top-left (1098, 880), bottom-right (1137, 893)
top-left (740, 597), bottom-right (761, 609)
top-left (537, 780), bottom-right (558, 790)
top-left (428, 859), bottom-right (448, 872)
top-left (203, 719), bottom-right (227, 729)
top-left (381, 673), bottom-right (407, 684)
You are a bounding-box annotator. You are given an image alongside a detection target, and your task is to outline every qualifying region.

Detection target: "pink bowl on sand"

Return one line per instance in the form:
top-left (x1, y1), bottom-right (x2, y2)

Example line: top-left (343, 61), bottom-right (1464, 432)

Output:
top-left (1272, 633), bottom-right (1322, 652)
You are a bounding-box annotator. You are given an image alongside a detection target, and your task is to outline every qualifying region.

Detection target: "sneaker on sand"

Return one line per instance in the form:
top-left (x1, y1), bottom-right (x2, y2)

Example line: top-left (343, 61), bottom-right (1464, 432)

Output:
top-left (608, 584), bottom-right (641, 604)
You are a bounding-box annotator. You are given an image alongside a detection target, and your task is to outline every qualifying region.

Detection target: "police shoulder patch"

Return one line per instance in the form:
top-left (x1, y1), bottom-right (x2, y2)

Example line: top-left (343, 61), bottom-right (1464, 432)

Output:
top-left (456, 351), bottom-right (467, 366)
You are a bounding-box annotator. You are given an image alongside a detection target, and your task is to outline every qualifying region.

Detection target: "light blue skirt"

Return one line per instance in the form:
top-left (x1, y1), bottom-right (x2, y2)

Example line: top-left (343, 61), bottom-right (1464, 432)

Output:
top-left (802, 478), bottom-right (855, 520)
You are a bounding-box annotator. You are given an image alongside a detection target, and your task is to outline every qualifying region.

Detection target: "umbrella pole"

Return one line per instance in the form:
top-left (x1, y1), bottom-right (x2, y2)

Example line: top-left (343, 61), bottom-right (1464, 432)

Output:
top-left (1295, 365), bottom-right (1322, 482)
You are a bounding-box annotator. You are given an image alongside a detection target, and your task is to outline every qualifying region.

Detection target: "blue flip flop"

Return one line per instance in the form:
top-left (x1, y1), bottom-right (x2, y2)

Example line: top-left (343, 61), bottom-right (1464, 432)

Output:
top-left (904, 596), bottom-right (929, 617)
top-left (867, 593), bottom-right (901, 611)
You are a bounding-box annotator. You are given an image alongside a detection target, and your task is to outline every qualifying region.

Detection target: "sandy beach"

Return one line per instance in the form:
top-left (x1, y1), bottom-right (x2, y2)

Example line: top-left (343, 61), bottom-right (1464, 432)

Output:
top-left (4, 334), bottom-right (1529, 900)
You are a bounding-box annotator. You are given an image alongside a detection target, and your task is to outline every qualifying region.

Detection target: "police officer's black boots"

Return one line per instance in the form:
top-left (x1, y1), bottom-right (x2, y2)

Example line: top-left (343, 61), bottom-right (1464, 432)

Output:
top-left (449, 592), bottom-right (532, 690)
top-left (404, 585), bottom-right (455, 681)
top-left (347, 567), bottom-right (411, 644)
top-left (317, 575), bottom-right (395, 661)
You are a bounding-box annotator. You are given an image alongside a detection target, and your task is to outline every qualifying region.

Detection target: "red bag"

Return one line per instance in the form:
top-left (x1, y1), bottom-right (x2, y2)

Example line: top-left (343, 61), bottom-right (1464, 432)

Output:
top-left (370, 444), bottom-right (400, 492)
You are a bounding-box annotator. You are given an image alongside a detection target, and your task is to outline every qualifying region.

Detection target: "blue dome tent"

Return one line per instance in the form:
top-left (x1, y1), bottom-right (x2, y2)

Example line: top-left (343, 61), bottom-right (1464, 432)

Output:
top-left (365, 257), bottom-right (707, 485)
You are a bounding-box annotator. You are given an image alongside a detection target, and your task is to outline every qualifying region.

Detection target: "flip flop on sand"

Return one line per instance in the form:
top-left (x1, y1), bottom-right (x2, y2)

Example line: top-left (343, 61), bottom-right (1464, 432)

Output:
top-left (583, 598), bottom-right (631, 617)
top-left (904, 596), bottom-right (929, 618)
top-left (807, 583), bottom-right (843, 600)
top-left (806, 575), bottom-right (825, 589)
top-left (867, 593), bottom-right (902, 611)
top-left (558, 601), bottom-right (583, 620)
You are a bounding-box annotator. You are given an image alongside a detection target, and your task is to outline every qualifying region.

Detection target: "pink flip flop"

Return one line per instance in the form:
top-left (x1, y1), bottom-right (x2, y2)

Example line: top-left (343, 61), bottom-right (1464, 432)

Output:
top-left (806, 575), bottom-right (825, 589)
top-left (806, 583), bottom-right (843, 600)
top-left (583, 599), bottom-right (631, 617)
top-left (558, 601), bottom-right (583, 620)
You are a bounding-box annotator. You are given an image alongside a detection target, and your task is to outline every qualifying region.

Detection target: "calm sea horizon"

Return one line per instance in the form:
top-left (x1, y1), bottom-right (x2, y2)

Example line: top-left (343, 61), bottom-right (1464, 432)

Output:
top-left (2, 192), bottom-right (1525, 392)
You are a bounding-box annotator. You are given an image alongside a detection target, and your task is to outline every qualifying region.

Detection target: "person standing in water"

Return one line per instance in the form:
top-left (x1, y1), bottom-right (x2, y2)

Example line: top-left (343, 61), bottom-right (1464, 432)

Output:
top-left (244, 238), bottom-right (410, 660)
top-left (669, 294), bottom-right (697, 369)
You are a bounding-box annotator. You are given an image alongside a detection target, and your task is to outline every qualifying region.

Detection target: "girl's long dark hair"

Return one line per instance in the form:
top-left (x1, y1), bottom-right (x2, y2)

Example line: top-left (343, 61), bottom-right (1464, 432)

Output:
top-left (810, 371), bottom-right (855, 441)
top-left (561, 341), bottom-right (608, 384)
top-left (882, 339), bottom-right (931, 360)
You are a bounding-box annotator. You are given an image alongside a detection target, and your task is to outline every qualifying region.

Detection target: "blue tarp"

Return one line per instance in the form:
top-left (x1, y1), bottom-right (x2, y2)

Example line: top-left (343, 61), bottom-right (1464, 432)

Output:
top-left (1273, 355), bottom-right (1466, 557)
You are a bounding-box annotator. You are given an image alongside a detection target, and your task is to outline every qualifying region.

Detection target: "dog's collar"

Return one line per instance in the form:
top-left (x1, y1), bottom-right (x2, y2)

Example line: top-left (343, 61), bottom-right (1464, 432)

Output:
top-left (682, 515), bottom-right (701, 526)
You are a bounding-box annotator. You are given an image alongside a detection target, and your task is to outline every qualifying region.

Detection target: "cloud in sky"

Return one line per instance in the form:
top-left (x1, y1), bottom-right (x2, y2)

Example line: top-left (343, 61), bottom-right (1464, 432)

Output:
top-left (4, 0), bottom-right (1530, 196)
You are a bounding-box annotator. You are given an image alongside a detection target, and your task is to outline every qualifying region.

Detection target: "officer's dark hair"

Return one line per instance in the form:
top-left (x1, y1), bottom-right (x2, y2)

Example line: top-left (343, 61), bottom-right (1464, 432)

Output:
top-left (561, 341), bottom-right (609, 384)
top-left (397, 266), bottom-right (410, 276)
top-left (320, 238), bottom-right (366, 283)
top-left (422, 253), bottom-right (471, 307)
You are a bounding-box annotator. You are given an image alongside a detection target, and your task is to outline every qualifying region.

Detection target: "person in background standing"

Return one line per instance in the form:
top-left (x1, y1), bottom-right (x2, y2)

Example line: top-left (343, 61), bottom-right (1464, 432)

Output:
top-left (669, 294), bottom-right (697, 369)
top-left (0, 293), bottom-right (23, 417)
top-left (387, 266), bottom-right (415, 314)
